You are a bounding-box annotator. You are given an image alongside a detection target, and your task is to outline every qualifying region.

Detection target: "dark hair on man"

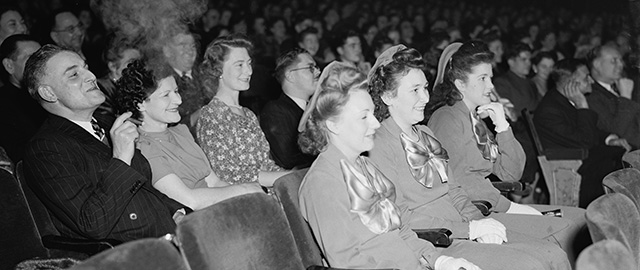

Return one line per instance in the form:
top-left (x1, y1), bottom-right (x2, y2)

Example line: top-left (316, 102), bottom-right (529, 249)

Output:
top-left (297, 27), bottom-right (318, 44)
top-left (548, 58), bottom-right (587, 91)
top-left (23, 44), bottom-right (68, 101)
top-left (274, 47), bottom-right (309, 84)
top-left (585, 45), bottom-right (618, 70)
top-left (200, 33), bottom-right (253, 95)
top-left (0, 5), bottom-right (21, 20)
top-left (532, 51), bottom-right (557, 66)
top-left (49, 8), bottom-right (76, 32)
top-left (0, 34), bottom-right (37, 80)
top-left (504, 42), bottom-right (531, 61)
top-left (329, 29), bottom-right (360, 58)
top-left (369, 47), bottom-right (425, 121)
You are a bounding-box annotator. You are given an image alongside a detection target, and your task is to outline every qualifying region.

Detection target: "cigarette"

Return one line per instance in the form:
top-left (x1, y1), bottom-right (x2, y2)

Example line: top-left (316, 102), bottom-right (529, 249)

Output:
top-left (126, 117), bottom-right (142, 125)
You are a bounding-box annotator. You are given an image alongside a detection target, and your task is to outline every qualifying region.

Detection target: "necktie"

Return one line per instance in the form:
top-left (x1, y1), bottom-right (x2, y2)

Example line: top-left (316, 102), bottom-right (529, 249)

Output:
top-left (340, 157), bottom-right (402, 234)
top-left (470, 112), bottom-right (500, 163)
top-left (400, 129), bottom-right (449, 188)
top-left (90, 118), bottom-right (106, 143)
top-left (611, 83), bottom-right (620, 95)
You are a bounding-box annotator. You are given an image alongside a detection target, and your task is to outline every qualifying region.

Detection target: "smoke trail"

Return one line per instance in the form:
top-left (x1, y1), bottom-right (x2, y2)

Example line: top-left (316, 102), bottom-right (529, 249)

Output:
top-left (91, 0), bottom-right (206, 73)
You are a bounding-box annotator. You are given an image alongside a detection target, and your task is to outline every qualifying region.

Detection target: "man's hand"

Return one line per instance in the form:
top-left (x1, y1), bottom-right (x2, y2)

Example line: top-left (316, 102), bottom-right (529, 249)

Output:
top-left (561, 80), bottom-right (589, 109)
top-left (111, 112), bottom-right (139, 165)
top-left (617, 78), bottom-right (634, 99)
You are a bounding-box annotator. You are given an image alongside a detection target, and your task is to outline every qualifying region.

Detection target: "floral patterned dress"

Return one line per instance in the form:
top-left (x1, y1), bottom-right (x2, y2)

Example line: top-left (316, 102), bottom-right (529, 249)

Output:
top-left (197, 97), bottom-right (283, 184)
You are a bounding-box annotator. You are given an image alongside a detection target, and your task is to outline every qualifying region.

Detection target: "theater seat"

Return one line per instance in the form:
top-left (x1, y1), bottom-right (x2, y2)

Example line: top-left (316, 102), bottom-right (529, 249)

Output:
top-left (523, 109), bottom-right (586, 206)
top-left (176, 193), bottom-right (306, 270)
top-left (622, 149), bottom-right (640, 169)
top-left (602, 168), bottom-right (640, 210)
top-left (15, 161), bottom-right (119, 257)
top-left (576, 239), bottom-right (636, 270)
top-left (69, 235), bottom-right (187, 270)
top-left (585, 193), bottom-right (640, 267)
top-left (0, 168), bottom-right (48, 269)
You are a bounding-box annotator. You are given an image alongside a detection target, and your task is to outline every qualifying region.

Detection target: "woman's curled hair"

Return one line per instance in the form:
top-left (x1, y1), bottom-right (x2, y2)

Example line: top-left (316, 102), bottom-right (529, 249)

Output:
top-left (114, 59), bottom-right (172, 120)
top-left (200, 34), bottom-right (253, 96)
top-left (426, 40), bottom-right (494, 119)
top-left (369, 47), bottom-right (425, 122)
top-left (298, 64), bottom-right (368, 155)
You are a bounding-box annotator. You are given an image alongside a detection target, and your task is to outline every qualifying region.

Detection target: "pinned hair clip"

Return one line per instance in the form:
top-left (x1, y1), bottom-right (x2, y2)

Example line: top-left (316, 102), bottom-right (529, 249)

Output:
top-left (367, 44), bottom-right (407, 83)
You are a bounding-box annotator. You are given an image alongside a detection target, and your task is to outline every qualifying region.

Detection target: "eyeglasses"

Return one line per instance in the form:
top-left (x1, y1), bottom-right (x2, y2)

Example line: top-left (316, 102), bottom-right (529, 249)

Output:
top-left (289, 64), bottom-right (319, 74)
top-left (53, 23), bottom-right (83, 35)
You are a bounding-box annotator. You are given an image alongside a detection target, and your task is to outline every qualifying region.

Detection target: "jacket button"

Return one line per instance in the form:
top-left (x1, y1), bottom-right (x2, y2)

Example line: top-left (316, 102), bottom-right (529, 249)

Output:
top-left (129, 213), bottom-right (137, 220)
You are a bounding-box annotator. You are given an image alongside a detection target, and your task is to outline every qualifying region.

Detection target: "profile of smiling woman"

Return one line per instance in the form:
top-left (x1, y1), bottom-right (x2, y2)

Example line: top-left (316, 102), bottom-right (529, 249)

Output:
top-left (197, 34), bottom-right (289, 186)
top-left (114, 59), bottom-right (263, 211)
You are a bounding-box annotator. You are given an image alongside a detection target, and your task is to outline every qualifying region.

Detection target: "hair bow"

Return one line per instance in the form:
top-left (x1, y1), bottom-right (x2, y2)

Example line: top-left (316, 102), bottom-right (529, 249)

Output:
top-left (366, 44), bottom-right (407, 83)
top-left (433, 42), bottom-right (463, 90)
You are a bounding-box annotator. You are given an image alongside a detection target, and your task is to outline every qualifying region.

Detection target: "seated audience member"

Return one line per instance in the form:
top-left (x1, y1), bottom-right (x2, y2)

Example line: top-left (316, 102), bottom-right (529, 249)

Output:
top-left (329, 29), bottom-right (371, 73)
top-left (368, 45), bottom-right (574, 268)
top-left (296, 27), bottom-right (323, 67)
top-left (162, 31), bottom-right (208, 134)
top-left (197, 34), bottom-right (288, 186)
top-left (49, 9), bottom-right (102, 73)
top-left (298, 61), bottom-right (482, 270)
top-left (531, 51), bottom-right (557, 99)
top-left (114, 59), bottom-right (263, 211)
top-left (23, 45), bottom-right (184, 242)
top-left (493, 42), bottom-right (539, 185)
top-left (96, 34), bottom-right (141, 119)
top-left (426, 42), bottom-right (587, 248)
top-left (260, 48), bottom-right (319, 169)
top-left (534, 59), bottom-right (628, 207)
top-left (0, 6), bottom-right (27, 46)
top-left (586, 45), bottom-right (640, 148)
top-left (0, 35), bottom-right (45, 162)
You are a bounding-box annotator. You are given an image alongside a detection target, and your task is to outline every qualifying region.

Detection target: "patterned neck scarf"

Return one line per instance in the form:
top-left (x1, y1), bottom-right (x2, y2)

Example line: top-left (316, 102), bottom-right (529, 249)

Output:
top-left (400, 128), bottom-right (449, 188)
top-left (470, 112), bottom-right (500, 163)
top-left (340, 157), bottom-right (402, 234)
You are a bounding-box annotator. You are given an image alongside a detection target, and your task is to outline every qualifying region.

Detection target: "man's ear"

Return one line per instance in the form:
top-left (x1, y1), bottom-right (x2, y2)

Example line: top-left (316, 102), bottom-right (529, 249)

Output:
top-left (336, 46), bottom-right (344, 57)
top-left (107, 61), bottom-right (118, 75)
top-left (38, 85), bottom-right (57, 103)
top-left (162, 45), bottom-right (171, 59)
top-left (507, 57), bottom-right (515, 68)
top-left (284, 69), bottom-right (295, 83)
top-left (2, 58), bottom-right (14, 75)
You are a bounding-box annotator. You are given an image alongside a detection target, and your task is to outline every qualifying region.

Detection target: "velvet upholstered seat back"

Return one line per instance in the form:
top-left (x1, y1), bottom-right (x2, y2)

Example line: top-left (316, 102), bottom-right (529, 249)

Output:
top-left (603, 168), bottom-right (640, 211)
top-left (176, 192), bottom-right (305, 270)
top-left (273, 169), bottom-right (326, 268)
top-left (586, 193), bottom-right (640, 268)
top-left (576, 239), bottom-right (637, 270)
top-left (70, 237), bottom-right (187, 270)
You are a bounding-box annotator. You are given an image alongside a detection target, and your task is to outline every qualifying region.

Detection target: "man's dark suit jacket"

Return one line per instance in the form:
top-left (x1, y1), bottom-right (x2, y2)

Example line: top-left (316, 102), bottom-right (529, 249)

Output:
top-left (535, 88), bottom-right (624, 207)
top-left (259, 94), bottom-right (316, 169)
top-left (586, 82), bottom-right (640, 148)
top-left (24, 114), bottom-right (183, 242)
top-left (173, 68), bottom-right (211, 134)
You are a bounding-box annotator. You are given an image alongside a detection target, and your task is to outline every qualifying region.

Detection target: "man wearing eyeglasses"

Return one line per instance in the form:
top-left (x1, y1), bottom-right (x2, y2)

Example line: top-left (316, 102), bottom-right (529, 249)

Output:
top-left (586, 45), bottom-right (640, 149)
top-left (50, 10), bottom-right (85, 61)
top-left (260, 47), bottom-right (319, 169)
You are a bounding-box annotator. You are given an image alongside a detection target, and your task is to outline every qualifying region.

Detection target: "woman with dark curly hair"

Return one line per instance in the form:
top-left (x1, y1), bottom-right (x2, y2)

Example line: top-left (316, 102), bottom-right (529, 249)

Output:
top-left (297, 61), bottom-right (480, 270)
top-left (368, 45), bottom-right (571, 270)
top-left (196, 34), bottom-right (288, 186)
top-left (426, 41), bottom-right (587, 265)
top-left (114, 59), bottom-right (262, 211)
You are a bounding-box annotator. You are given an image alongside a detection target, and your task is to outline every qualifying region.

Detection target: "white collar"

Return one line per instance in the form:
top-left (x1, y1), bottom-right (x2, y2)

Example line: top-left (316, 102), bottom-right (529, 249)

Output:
top-left (286, 94), bottom-right (308, 110)
top-left (596, 80), bottom-right (619, 97)
top-left (69, 119), bottom-right (102, 141)
top-left (174, 68), bottom-right (193, 79)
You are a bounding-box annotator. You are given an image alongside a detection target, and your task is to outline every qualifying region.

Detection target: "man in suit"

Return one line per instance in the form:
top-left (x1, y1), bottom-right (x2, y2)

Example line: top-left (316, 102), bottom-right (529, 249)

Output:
top-left (22, 44), bottom-right (184, 242)
top-left (494, 42), bottom-right (540, 185)
top-left (586, 45), bottom-right (640, 148)
top-left (162, 31), bottom-right (208, 134)
top-left (0, 34), bottom-right (45, 162)
top-left (260, 48), bottom-right (319, 169)
top-left (534, 59), bottom-right (629, 207)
